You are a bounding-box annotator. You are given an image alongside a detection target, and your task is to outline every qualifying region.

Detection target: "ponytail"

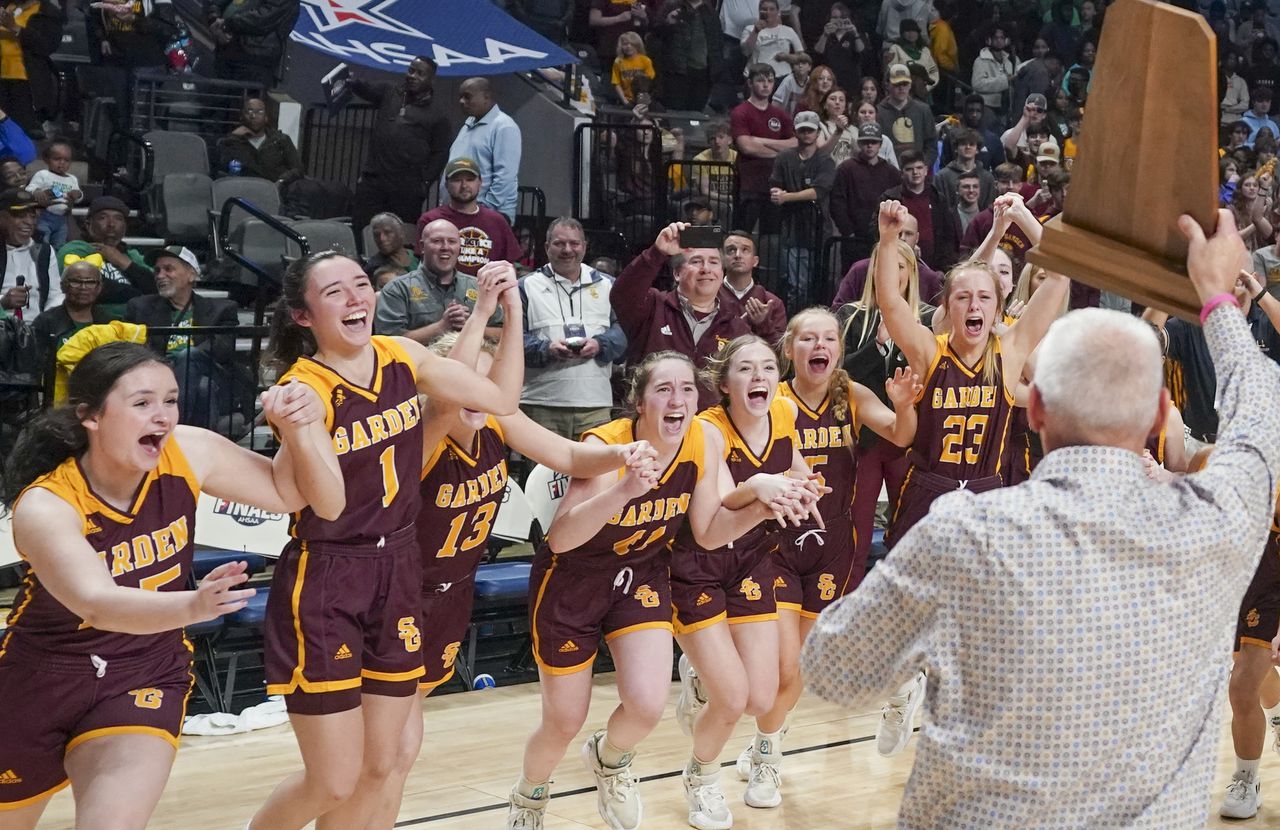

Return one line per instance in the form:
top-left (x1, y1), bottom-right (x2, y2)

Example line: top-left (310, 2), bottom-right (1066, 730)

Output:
top-left (261, 250), bottom-right (351, 379)
top-left (0, 408), bottom-right (86, 510)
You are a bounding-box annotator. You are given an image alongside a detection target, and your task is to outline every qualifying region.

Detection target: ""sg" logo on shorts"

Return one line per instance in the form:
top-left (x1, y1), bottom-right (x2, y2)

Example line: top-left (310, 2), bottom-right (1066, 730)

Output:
top-left (129, 688), bottom-right (164, 710)
top-left (634, 584), bottom-right (660, 608)
top-left (740, 577), bottom-right (762, 601)
top-left (398, 617), bottom-right (422, 653)
top-left (817, 573), bottom-right (837, 601)
top-left (442, 641), bottom-right (461, 669)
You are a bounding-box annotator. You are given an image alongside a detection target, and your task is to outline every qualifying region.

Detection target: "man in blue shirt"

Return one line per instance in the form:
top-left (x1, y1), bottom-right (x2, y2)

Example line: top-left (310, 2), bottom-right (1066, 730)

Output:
top-left (445, 78), bottom-right (522, 222)
top-left (0, 107), bottom-right (35, 166)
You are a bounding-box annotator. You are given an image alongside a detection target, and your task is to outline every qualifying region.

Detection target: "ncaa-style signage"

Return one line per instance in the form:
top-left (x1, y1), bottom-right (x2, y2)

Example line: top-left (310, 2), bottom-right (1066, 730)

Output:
top-left (292, 0), bottom-right (579, 74)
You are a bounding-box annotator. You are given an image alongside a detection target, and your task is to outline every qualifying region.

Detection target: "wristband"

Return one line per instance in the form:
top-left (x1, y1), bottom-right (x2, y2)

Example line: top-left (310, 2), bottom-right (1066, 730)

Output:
top-left (1199, 292), bottom-right (1240, 325)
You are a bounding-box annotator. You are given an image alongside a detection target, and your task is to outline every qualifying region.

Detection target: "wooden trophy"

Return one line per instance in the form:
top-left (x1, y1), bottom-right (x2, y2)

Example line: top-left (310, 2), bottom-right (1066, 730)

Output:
top-left (1027, 0), bottom-right (1219, 323)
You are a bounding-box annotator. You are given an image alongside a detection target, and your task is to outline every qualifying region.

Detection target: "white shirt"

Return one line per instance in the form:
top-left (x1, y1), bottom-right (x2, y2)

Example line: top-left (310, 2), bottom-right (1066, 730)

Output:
top-left (721, 0), bottom-right (789, 37)
top-left (5, 239), bottom-right (62, 317)
top-left (26, 170), bottom-right (80, 216)
top-left (740, 23), bottom-right (804, 77)
top-left (802, 308), bottom-right (1280, 828)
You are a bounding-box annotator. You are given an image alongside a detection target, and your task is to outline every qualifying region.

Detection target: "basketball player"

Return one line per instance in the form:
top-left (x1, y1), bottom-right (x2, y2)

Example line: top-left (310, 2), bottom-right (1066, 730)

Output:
top-left (0, 341), bottom-right (341, 830)
top-left (370, 330), bottom-right (657, 829)
top-left (870, 198), bottom-right (1069, 757)
top-left (671, 335), bottom-right (825, 830)
top-left (729, 308), bottom-right (922, 788)
top-left (248, 254), bottom-right (525, 830)
top-left (507, 350), bottom-right (814, 830)
top-left (836, 240), bottom-right (935, 589)
top-left (1003, 263), bottom-right (1069, 485)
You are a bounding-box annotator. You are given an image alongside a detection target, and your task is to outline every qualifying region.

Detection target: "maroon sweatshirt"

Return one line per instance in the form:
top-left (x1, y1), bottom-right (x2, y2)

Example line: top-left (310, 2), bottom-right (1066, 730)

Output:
top-left (721, 281), bottom-right (787, 345)
top-left (613, 245), bottom-right (753, 410)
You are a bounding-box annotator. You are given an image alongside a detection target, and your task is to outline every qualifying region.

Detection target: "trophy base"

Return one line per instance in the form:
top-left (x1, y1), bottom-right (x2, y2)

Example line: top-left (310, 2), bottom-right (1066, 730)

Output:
top-left (1027, 215), bottom-right (1203, 324)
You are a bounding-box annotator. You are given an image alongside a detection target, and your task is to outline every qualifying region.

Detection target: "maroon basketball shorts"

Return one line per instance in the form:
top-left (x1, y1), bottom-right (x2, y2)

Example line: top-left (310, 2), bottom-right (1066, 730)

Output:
top-left (887, 466), bottom-right (1003, 550)
top-left (417, 574), bottom-right (476, 695)
top-left (1237, 549), bottom-right (1280, 652)
top-left (265, 527), bottom-right (425, 715)
top-left (529, 550), bottom-right (673, 675)
top-left (774, 514), bottom-right (857, 618)
top-left (670, 540), bottom-right (779, 634)
top-left (0, 637), bottom-right (192, 809)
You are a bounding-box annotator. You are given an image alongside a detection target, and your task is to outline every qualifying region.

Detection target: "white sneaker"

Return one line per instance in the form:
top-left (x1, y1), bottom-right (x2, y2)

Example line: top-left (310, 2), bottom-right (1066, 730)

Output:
top-left (743, 755), bottom-right (782, 808)
top-left (1270, 715), bottom-right (1280, 757)
top-left (876, 671), bottom-right (926, 757)
top-left (1220, 770), bottom-right (1262, 818)
top-left (506, 786), bottom-right (549, 830)
top-left (581, 731), bottom-right (643, 830)
top-left (676, 653), bottom-right (707, 737)
top-left (734, 742), bottom-right (752, 781)
top-left (683, 767), bottom-right (733, 830)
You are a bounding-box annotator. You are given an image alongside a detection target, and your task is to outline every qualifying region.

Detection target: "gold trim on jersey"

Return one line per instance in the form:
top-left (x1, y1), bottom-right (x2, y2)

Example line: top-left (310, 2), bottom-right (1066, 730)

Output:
top-left (283, 336), bottom-right (418, 427)
top-left (603, 620), bottom-right (673, 642)
top-left (673, 609), bottom-right (727, 635)
top-left (700, 397), bottom-right (794, 469)
top-left (0, 778), bottom-right (71, 810)
top-left (585, 417), bottom-right (706, 486)
top-left (782, 380), bottom-right (830, 421)
top-left (727, 611), bottom-right (780, 625)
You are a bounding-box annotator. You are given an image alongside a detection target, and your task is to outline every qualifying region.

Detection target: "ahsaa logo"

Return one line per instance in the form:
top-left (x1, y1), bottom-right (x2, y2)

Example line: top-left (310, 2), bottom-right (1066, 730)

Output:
top-left (213, 499), bottom-right (286, 528)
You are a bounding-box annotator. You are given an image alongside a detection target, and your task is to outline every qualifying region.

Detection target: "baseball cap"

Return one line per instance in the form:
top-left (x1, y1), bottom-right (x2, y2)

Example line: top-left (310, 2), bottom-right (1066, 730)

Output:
top-left (88, 195), bottom-right (129, 219)
top-left (856, 123), bottom-right (884, 143)
top-left (146, 245), bottom-right (200, 273)
top-left (0, 188), bottom-right (36, 213)
top-left (445, 157), bottom-right (481, 179)
top-left (888, 63), bottom-right (912, 85)
top-left (1026, 93), bottom-right (1048, 111)
top-left (1036, 142), bottom-right (1061, 164)
top-left (793, 111), bottom-right (822, 131)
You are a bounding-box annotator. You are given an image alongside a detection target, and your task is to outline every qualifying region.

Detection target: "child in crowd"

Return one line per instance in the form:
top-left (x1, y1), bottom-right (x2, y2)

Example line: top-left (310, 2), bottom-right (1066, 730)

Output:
top-left (772, 52), bottom-right (813, 115)
top-left (28, 141), bottom-right (83, 247)
top-left (612, 31), bottom-right (656, 105)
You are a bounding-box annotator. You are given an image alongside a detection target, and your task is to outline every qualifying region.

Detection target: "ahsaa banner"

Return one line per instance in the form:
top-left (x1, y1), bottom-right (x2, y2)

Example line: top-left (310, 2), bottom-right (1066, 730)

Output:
top-left (292, 0), bottom-right (579, 74)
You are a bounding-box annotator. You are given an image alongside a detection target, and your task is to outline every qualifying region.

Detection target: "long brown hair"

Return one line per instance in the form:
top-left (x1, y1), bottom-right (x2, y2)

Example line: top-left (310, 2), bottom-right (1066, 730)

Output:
top-left (625, 350), bottom-right (696, 416)
top-left (846, 239), bottom-right (920, 347)
top-left (700, 334), bottom-right (774, 409)
top-left (780, 308), bottom-right (852, 421)
top-left (941, 260), bottom-right (1006, 387)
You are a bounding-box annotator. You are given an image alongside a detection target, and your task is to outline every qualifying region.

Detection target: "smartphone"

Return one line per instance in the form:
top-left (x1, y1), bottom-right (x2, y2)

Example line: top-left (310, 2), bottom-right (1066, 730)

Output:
top-left (759, 10), bottom-right (768, 20)
top-left (679, 225), bottom-right (726, 249)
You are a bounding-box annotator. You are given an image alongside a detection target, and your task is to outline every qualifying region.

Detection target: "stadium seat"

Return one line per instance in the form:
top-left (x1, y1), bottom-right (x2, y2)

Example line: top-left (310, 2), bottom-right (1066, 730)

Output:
top-left (143, 129), bottom-right (210, 178)
top-left (286, 219), bottom-right (357, 257)
top-left (229, 217), bottom-right (292, 286)
top-left (523, 463), bottom-right (568, 543)
top-left (210, 177), bottom-right (283, 258)
top-left (360, 220), bottom-right (418, 259)
top-left (157, 172), bottom-right (213, 248)
top-left (192, 548), bottom-right (267, 580)
top-left (460, 562), bottom-right (532, 689)
top-left (185, 616), bottom-right (226, 713)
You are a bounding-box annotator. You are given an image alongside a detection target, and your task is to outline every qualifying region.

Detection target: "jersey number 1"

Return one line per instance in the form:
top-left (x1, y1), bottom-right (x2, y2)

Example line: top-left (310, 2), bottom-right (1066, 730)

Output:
top-left (379, 446), bottom-right (398, 508)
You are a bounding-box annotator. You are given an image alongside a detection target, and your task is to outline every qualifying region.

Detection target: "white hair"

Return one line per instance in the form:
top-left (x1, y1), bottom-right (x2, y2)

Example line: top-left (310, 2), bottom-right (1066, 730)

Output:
top-left (1033, 308), bottom-right (1163, 442)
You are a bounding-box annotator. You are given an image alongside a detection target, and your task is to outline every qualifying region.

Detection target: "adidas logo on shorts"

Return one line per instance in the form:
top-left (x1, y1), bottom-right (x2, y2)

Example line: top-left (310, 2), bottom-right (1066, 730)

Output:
top-left (774, 576), bottom-right (787, 588)
top-left (0, 770), bottom-right (21, 784)
top-left (559, 640), bottom-right (579, 653)
top-left (334, 644), bottom-right (353, 660)
top-left (696, 592), bottom-right (713, 606)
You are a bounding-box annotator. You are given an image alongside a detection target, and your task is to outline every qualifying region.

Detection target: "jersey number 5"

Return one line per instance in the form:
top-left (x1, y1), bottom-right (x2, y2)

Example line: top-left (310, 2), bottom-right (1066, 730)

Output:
top-left (939, 414), bottom-right (990, 465)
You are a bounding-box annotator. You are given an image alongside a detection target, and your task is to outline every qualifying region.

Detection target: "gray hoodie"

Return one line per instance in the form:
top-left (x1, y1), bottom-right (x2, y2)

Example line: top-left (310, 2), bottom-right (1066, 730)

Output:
top-left (876, 0), bottom-right (939, 41)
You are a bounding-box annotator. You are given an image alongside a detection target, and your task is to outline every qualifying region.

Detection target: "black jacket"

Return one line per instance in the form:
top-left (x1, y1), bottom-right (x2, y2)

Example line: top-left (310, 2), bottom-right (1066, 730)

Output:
top-left (208, 0), bottom-right (300, 66)
top-left (216, 128), bottom-right (303, 181)
top-left (656, 0), bottom-right (722, 77)
top-left (32, 304), bottom-right (114, 368)
top-left (125, 292), bottom-right (240, 363)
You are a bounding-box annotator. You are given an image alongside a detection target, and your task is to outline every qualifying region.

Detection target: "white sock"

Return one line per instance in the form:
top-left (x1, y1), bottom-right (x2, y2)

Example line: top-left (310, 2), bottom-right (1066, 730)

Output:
top-left (517, 775), bottom-right (550, 801)
top-left (1237, 756), bottom-right (1261, 778)
top-left (687, 754), bottom-right (717, 777)
top-left (754, 729), bottom-right (783, 761)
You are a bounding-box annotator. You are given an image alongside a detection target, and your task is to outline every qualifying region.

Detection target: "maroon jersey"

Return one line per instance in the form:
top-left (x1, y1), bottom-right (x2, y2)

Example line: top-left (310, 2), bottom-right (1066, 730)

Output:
top-left (779, 380), bottom-right (856, 522)
top-left (676, 396), bottom-right (797, 555)
top-left (554, 417), bottom-right (705, 566)
top-left (730, 100), bottom-right (795, 194)
top-left (3, 437), bottom-right (199, 659)
top-left (911, 333), bottom-right (1015, 481)
top-left (1144, 422), bottom-right (1169, 465)
top-left (418, 417), bottom-right (509, 585)
top-left (282, 336), bottom-right (423, 544)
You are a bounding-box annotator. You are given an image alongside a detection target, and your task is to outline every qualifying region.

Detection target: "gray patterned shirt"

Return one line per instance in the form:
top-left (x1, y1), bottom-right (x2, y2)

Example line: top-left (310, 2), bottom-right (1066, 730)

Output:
top-left (802, 305), bottom-right (1280, 829)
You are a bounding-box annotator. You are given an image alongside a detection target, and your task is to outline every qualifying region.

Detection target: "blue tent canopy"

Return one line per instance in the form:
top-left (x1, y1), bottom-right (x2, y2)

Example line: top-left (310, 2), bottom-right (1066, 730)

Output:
top-left (291, 0), bottom-right (579, 75)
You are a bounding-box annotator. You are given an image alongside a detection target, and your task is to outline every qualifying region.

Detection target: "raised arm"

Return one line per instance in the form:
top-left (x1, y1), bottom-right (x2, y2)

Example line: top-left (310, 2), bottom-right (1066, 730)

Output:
top-left (873, 201), bottom-right (939, 373)
top-left (853, 369), bottom-right (921, 447)
top-left (501, 413), bottom-right (654, 478)
top-left (611, 225), bottom-right (679, 341)
top-left (12, 489), bottom-right (254, 635)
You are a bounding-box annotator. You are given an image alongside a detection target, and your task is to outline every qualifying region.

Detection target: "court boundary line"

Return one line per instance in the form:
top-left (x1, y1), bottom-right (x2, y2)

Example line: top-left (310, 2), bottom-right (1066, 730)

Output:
top-left (393, 729), bottom-right (903, 826)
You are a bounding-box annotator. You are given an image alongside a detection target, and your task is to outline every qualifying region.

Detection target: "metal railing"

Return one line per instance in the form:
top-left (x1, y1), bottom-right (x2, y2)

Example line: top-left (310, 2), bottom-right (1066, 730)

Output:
top-left (514, 186), bottom-right (549, 267)
top-left (572, 121), bottom-right (663, 258)
top-left (130, 69), bottom-right (263, 161)
top-left (663, 158), bottom-right (739, 227)
top-left (300, 103), bottom-right (379, 192)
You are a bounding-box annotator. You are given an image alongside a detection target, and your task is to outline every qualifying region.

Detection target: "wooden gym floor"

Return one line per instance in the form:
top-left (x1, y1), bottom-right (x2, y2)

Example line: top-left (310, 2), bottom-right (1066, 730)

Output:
top-left (33, 673), bottom-right (1280, 828)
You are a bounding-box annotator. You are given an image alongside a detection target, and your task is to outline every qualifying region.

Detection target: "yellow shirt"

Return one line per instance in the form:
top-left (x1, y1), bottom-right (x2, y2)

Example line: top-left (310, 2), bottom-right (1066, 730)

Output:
top-left (929, 19), bottom-right (958, 72)
top-left (0, 2), bottom-right (36, 81)
top-left (611, 54), bottom-right (655, 103)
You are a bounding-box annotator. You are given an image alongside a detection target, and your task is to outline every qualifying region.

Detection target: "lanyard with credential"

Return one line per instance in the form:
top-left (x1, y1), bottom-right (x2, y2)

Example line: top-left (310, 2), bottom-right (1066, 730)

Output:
top-left (551, 273), bottom-right (581, 325)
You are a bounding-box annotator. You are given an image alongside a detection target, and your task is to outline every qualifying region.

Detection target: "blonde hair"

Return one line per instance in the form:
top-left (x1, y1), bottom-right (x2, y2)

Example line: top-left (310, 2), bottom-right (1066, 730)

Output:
top-left (700, 334), bottom-right (774, 408)
top-left (616, 31), bottom-right (645, 55)
top-left (849, 239), bottom-right (920, 346)
top-left (942, 260), bottom-right (1005, 387)
top-left (780, 308), bottom-right (852, 420)
top-left (625, 350), bottom-right (695, 413)
top-left (1012, 263), bottom-right (1068, 319)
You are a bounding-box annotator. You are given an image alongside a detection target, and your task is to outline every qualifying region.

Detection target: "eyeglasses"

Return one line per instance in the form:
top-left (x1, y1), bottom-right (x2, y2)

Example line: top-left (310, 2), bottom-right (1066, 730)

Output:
top-left (66, 280), bottom-right (101, 288)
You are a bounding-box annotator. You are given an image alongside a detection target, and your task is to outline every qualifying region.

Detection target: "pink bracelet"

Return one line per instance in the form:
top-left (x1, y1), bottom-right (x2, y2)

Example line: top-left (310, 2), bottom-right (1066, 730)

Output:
top-left (1200, 293), bottom-right (1240, 325)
